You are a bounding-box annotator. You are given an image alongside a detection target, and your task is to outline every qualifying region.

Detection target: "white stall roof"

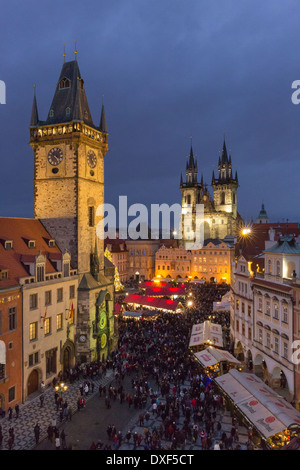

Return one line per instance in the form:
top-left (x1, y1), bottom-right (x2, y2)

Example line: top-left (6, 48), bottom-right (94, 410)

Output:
top-left (194, 346), bottom-right (240, 368)
top-left (189, 320), bottom-right (223, 348)
top-left (215, 369), bottom-right (300, 438)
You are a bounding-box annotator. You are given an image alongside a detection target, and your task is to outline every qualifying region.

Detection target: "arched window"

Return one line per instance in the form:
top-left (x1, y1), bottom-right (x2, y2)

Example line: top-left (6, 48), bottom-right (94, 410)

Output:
top-left (220, 192), bottom-right (225, 205)
top-left (276, 260), bottom-right (281, 276)
top-left (268, 259), bottom-right (272, 274)
top-left (59, 77), bottom-right (71, 89)
top-left (187, 194), bottom-right (191, 205)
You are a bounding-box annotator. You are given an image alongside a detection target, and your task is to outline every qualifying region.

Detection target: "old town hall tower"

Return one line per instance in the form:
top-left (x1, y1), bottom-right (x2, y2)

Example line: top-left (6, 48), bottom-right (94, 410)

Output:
top-left (29, 56), bottom-right (117, 362)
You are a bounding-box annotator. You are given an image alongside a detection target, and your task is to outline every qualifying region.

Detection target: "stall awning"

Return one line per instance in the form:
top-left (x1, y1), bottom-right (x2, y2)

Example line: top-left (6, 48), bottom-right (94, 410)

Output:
top-left (0, 340), bottom-right (6, 364)
top-left (213, 301), bottom-right (231, 312)
top-left (125, 294), bottom-right (182, 312)
top-left (189, 320), bottom-right (223, 348)
top-left (122, 311), bottom-right (143, 318)
top-left (194, 346), bottom-right (240, 367)
top-left (144, 286), bottom-right (187, 297)
top-left (215, 369), bottom-right (300, 438)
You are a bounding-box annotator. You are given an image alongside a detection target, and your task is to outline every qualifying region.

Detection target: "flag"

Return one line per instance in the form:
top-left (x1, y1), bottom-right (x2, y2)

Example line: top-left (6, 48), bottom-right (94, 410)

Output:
top-left (41, 309), bottom-right (47, 329)
top-left (69, 302), bottom-right (74, 322)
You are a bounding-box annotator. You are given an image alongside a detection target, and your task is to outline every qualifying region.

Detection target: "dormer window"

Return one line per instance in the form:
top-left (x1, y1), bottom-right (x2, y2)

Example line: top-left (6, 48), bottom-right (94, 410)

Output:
top-left (66, 107), bottom-right (71, 118)
top-left (36, 254), bottom-right (46, 282)
top-left (59, 77), bottom-right (70, 89)
top-left (5, 240), bottom-right (13, 250)
top-left (36, 265), bottom-right (45, 282)
top-left (62, 252), bottom-right (71, 278)
top-left (49, 109), bottom-right (54, 118)
top-left (28, 240), bottom-right (36, 249)
top-left (0, 270), bottom-right (8, 280)
top-left (48, 239), bottom-right (56, 248)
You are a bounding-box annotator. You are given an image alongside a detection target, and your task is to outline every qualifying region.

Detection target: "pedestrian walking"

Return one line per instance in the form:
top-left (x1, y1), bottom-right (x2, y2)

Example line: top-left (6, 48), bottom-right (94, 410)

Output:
top-left (55, 436), bottom-right (61, 450)
top-left (40, 394), bottom-right (44, 408)
top-left (34, 423), bottom-right (40, 445)
top-left (60, 429), bottom-right (67, 449)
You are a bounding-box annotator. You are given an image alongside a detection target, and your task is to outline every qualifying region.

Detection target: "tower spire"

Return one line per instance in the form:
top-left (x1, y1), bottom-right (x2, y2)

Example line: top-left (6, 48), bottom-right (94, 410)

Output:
top-left (30, 85), bottom-right (39, 127)
top-left (100, 95), bottom-right (108, 133)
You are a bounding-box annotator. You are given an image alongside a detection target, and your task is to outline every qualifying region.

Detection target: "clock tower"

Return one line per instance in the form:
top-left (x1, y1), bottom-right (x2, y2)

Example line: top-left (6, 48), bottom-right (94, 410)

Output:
top-left (29, 57), bottom-right (117, 362)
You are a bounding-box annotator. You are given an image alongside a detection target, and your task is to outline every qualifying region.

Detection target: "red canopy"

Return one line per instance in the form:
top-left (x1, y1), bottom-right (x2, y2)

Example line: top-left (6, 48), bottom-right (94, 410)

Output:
top-left (124, 294), bottom-right (182, 312)
top-left (144, 286), bottom-right (187, 297)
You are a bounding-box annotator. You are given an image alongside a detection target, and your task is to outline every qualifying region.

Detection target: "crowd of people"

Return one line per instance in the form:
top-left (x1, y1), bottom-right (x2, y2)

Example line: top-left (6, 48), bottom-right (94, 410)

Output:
top-left (86, 282), bottom-right (250, 450)
top-left (0, 281), bottom-right (252, 451)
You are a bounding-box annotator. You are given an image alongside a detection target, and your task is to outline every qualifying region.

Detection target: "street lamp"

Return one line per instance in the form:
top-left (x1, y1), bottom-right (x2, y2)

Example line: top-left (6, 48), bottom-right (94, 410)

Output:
top-left (55, 382), bottom-right (68, 396)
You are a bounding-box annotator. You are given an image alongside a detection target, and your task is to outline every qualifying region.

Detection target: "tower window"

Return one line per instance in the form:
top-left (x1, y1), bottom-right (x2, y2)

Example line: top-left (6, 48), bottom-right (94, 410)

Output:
top-left (88, 206), bottom-right (95, 227)
top-left (66, 107), bottom-right (71, 117)
top-left (49, 109), bottom-right (54, 118)
top-left (220, 192), bottom-right (225, 205)
top-left (59, 78), bottom-right (71, 89)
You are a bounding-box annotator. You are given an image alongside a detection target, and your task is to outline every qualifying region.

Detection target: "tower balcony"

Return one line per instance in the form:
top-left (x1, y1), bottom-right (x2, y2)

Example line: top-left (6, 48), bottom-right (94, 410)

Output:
top-left (29, 121), bottom-right (108, 150)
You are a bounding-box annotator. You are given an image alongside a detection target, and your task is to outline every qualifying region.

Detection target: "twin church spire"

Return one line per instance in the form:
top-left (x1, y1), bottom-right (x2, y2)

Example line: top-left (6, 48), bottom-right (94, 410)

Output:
top-left (180, 137), bottom-right (238, 190)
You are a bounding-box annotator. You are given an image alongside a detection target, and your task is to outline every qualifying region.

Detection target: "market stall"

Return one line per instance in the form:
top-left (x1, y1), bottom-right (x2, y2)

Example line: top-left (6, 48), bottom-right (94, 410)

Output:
top-left (215, 368), bottom-right (300, 448)
top-left (213, 290), bottom-right (231, 312)
top-left (124, 294), bottom-right (183, 313)
top-left (193, 345), bottom-right (240, 375)
top-left (189, 320), bottom-right (224, 349)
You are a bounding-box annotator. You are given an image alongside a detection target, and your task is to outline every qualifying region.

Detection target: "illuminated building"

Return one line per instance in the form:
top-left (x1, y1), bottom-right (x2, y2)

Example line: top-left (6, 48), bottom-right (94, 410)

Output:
top-left (155, 238), bottom-right (234, 284)
top-left (180, 139), bottom-right (243, 246)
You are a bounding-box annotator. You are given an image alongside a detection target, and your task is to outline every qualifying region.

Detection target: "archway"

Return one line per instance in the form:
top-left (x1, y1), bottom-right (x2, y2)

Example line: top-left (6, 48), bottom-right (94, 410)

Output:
top-left (287, 262), bottom-right (296, 278)
top-left (246, 350), bottom-right (253, 371)
top-left (27, 369), bottom-right (39, 396)
top-left (235, 341), bottom-right (244, 362)
top-left (253, 354), bottom-right (269, 382)
top-left (271, 367), bottom-right (290, 399)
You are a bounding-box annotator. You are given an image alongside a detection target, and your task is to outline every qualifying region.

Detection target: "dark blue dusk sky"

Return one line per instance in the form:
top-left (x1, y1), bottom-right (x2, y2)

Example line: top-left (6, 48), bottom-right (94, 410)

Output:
top-left (1, 0), bottom-right (300, 224)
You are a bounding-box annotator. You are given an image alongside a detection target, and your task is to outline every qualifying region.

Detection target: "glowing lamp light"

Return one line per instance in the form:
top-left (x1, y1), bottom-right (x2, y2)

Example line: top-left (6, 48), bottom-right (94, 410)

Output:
top-left (187, 301), bottom-right (193, 307)
top-left (242, 228), bottom-right (251, 236)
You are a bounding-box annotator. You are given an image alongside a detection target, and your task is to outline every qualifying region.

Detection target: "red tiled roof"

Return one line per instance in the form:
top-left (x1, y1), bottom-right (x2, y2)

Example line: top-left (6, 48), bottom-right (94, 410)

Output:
top-left (0, 218), bottom-right (63, 289)
top-left (236, 223), bottom-right (300, 259)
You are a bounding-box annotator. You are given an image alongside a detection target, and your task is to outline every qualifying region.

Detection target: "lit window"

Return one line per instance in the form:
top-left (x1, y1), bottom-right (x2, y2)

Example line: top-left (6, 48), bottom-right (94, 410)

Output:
top-left (29, 322), bottom-right (37, 341)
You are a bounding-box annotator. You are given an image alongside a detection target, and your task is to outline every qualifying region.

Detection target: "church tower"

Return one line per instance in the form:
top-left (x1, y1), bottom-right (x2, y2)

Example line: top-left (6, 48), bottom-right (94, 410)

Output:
top-left (180, 144), bottom-right (204, 246)
top-left (212, 139), bottom-right (238, 218)
top-left (29, 55), bottom-right (117, 363)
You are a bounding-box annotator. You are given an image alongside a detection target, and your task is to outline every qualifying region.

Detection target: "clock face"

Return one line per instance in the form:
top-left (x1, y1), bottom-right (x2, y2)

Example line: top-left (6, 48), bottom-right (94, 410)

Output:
top-left (79, 334), bottom-right (86, 343)
top-left (48, 147), bottom-right (63, 166)
top-left (87, 150), bottom-right (97, 168)
top-left (100, 312), bottom-right (107, 329)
